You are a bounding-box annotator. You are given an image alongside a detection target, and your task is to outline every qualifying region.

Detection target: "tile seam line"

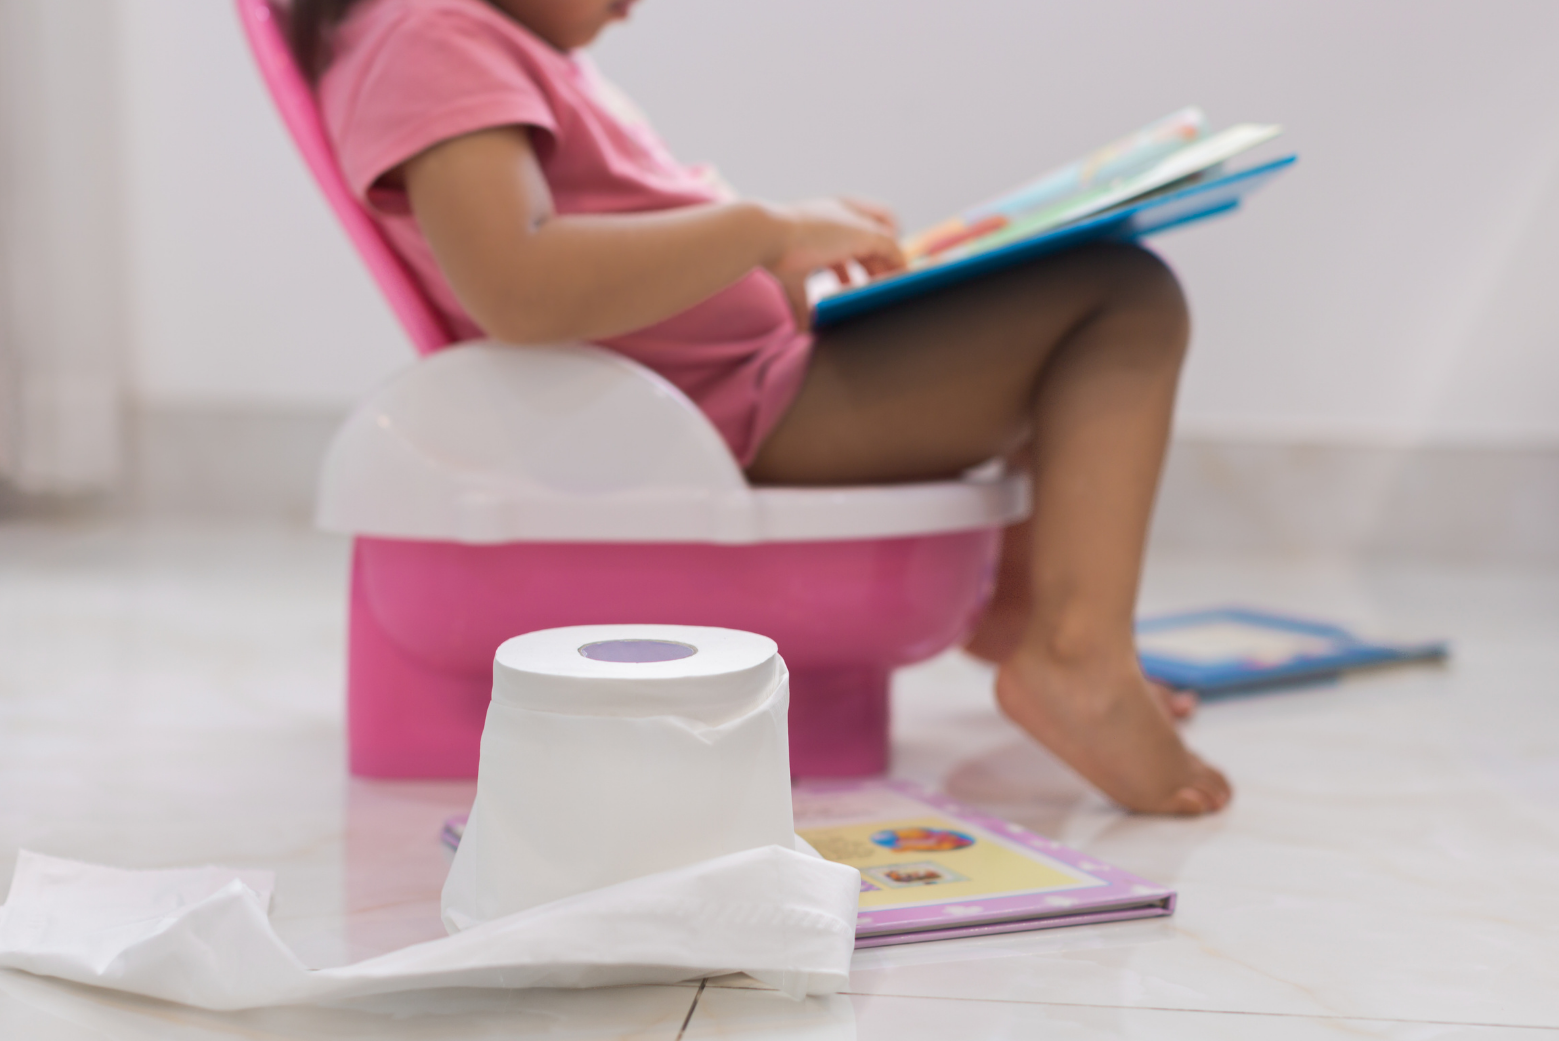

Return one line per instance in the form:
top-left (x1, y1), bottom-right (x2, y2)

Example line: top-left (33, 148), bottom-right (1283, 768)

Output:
top-left (675, 978), bottom-right (706, 1040)
top-left (824, 990), bottom-right (1558, 1031)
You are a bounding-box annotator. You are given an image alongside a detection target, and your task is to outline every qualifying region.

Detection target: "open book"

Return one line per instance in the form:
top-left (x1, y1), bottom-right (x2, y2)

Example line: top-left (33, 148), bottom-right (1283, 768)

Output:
top-left (811, 107), bottom-right (1294, 327)
top-left (1137, 606), bottom-right (1449, 697)
top-left (794, 780), bottom-right (1176, 947)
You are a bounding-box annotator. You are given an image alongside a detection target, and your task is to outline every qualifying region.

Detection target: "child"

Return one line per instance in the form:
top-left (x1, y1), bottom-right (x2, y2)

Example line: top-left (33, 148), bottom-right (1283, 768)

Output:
top-left (290, 0), bottom-right (1231, 815)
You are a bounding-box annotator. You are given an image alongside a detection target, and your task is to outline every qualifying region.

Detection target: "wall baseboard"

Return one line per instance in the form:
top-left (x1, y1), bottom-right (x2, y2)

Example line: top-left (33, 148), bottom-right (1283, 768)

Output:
top-left (0, 405), bottom-right (342, 523)
top-left (0, 404), bottom-right (344, 525)
top-left (127, 405), bottom-right (347, 523)
top-left (3, 407), bottom-right (1555, 566)
top-left (123, 405), bottom-right (345, 524)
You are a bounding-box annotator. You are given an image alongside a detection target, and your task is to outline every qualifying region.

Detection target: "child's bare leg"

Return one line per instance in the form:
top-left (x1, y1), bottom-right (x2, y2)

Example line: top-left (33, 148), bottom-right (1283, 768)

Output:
top-left (748, 243), bottom-right (1228, 814)
top-left (999, 249), bottom-right (1225, 814)
top-left (966, 516), bottom-right (1197, 720)
top-left (963, 516), bottom-right (1034, 664)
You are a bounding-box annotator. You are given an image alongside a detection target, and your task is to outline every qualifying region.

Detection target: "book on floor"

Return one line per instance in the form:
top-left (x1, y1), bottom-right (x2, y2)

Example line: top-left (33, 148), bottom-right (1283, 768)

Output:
top-left (1136, 606), bottom-right (1449, 697)
top-left (793, 779), bottom-right (1175, 948)
top-left (441, 780), bottom-right (1176, 949)
top-left (810, 106), bottom-right (1294, 328)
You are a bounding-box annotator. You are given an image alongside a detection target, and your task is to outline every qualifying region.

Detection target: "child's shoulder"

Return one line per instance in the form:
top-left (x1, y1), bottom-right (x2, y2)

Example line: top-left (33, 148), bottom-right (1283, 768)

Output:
top-left (330, 0), bottom-right (564, 89)
top-left (320, 0), bottom-right (575, 193)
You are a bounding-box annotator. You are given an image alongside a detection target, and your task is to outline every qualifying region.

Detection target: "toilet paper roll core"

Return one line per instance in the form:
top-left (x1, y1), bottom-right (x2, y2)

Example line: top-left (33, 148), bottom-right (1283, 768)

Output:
top-left (491, 624), bottom-right (783, 725)
top-left (578, 638), bottom-right (697, 663)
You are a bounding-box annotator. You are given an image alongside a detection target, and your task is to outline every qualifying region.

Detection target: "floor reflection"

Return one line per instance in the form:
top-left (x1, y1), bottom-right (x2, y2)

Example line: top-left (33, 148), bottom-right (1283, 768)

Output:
top-left (343, 778), bottom-right (476, 961)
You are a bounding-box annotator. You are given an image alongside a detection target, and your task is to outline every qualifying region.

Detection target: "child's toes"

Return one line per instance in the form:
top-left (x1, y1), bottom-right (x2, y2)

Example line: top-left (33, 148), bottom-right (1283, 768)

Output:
top-left (1160, 762), bottom-right (1232, 815)
top-left (1146, 680), bottom-right (1198, 720)
top-left (1165, 786), bottom-right (1213, 815)
top-left (1189, 760), bottom-right (1233, 811)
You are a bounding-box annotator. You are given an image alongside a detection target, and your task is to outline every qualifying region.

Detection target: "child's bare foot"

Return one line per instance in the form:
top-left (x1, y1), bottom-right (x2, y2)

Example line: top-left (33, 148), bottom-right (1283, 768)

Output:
top-left (971, 610), bottom-right (1199, 722)
top-left (1149, 680), bottom-right (1199, 721)
top-left (995, 648), bottom-right (1230, 815)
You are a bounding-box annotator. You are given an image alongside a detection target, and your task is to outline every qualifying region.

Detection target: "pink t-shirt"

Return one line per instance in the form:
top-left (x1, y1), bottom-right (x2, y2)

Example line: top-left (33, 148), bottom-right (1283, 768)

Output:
top-left (319, 0), bottom-right (810, 465)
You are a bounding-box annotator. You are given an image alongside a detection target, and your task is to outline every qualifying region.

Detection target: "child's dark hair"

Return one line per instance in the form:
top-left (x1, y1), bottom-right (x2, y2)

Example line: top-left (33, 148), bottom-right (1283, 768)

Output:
top-left (286, 0), bottom-right (366, 81)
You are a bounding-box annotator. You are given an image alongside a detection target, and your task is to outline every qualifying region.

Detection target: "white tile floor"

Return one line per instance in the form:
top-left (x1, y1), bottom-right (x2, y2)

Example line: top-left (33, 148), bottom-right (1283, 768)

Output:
top-left (2, 520), bottom-right (1557, 1039)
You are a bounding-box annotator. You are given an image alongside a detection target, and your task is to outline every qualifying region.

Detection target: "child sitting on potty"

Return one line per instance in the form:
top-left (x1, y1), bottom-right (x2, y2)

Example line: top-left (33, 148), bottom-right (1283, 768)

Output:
top-left (289, 0), bottom-right (1232, 816)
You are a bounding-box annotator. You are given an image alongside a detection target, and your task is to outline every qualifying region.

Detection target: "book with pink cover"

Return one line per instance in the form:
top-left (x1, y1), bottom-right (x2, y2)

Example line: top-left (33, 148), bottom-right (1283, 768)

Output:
top-left (441, 779), bottom-right (1175, 949)
top-left (793, 780), bottom-right (1175, 948)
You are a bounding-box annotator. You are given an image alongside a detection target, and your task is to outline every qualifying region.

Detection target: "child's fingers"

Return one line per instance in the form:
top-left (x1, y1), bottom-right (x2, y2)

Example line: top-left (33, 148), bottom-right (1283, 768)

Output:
top-left (841, 196), bottom-right (900, 236)
top-left (846, 218), bottom-right (904, 268)
top-left (769, 199), bottom-right (903, 278)
top-left (857, 235), bottom-right (906, 274)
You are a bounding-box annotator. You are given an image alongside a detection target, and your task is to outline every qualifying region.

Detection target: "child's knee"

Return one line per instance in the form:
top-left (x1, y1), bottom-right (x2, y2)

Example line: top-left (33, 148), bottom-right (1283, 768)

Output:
top-left (1095, 243), bottom-right (1184, 307)
top-left (1089, 243), bottom-right (1190, 348)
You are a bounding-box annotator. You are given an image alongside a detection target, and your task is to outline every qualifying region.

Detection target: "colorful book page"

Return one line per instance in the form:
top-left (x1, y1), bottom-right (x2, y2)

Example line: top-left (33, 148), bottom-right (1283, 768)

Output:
top-left (903, 106), bottom-right (1209, 261)
top-left (795, 780), bottom-right (1176, 946)
top-left (812, 156), bottom-right (1294, 328)
top-left (801, 812), bottom-right (1104, 910)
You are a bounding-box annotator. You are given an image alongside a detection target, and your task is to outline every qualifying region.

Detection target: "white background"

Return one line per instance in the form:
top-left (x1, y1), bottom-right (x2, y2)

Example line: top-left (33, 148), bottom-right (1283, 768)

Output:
top-left (117, 0), bottom-right (1559, 445)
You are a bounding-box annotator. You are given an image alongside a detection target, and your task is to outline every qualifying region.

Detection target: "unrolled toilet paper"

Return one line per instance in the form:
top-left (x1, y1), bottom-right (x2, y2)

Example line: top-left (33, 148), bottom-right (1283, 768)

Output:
top-left (0, 625), bottom-right (861, 1008)
top-left (0, 844), bottom-right (858, 1007)
top-left (442, 624), bottom-right (798, 931)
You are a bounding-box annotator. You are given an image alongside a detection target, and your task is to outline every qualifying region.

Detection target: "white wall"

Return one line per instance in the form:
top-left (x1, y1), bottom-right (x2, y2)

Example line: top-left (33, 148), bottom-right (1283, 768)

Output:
top-left (118, 0), bottom-right (1559, 445)
top-left (119, 0), bottom-right (408, 409)
top-left (0, 0), bottom-right (127, 491)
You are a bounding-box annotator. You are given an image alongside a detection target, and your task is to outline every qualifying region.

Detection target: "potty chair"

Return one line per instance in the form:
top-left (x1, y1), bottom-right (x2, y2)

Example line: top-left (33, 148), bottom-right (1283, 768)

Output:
top-left (237, 0), bottom-right (1027, 778)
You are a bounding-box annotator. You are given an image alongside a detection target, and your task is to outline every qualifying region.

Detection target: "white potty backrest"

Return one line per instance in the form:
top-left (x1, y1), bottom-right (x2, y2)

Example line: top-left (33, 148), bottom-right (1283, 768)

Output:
top-left (318, 343), bottom-right (759, 543)
top-left (319, 341), bottom-right (1031, 545)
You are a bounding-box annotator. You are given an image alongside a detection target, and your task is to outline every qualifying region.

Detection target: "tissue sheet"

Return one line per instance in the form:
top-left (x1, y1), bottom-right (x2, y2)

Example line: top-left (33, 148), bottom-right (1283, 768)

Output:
top-left (0, 846), bottom-right (858, 1009)
top-left (443, 625), bottom-right (797, 929)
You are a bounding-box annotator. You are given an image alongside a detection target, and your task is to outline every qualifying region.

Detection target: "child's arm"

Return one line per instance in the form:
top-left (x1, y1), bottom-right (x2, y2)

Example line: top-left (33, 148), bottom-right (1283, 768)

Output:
top-left (400, 126), bottom-right (902, 342)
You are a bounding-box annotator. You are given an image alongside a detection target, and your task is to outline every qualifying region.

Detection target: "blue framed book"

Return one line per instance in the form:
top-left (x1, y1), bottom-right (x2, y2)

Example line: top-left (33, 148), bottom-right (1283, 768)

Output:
top-left (812, 155), bottom-right (1295, 328)
top-left (1136, 607), bottom-right (1448, 697)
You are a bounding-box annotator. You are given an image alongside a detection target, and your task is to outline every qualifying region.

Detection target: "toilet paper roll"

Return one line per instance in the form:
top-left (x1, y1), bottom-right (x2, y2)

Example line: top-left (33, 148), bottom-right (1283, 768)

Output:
top-left (441, 624), bottom-right (796, 931)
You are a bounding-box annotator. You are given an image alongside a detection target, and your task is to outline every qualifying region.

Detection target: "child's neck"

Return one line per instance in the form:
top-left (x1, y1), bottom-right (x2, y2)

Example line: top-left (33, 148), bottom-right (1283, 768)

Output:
top-left (481, 0), bottom-right (608, 54)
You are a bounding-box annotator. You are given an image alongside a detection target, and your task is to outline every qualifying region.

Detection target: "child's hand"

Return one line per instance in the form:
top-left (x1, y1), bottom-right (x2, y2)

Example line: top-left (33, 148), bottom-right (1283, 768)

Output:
top-left (763, 197), bottom-right (905, 329)
top-left (765, 197), bottom-right (903, 278)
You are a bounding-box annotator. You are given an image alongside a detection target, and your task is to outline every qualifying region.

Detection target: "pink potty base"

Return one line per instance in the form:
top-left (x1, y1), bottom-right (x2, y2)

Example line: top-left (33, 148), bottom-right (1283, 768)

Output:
top-left (349, 529), bottom-right (1000, 779)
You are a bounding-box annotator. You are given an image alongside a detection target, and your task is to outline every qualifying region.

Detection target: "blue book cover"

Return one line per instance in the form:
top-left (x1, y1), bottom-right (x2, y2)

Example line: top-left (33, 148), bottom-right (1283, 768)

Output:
top-left (813, 155), bottom-right (1295, 328)
top-left (1136, 607), bottom-right (1448, 697)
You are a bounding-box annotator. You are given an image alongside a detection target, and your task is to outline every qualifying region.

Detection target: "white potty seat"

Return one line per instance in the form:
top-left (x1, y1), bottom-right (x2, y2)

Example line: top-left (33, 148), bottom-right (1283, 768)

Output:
top-left (317, 342), bottom-right (1029, 544)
